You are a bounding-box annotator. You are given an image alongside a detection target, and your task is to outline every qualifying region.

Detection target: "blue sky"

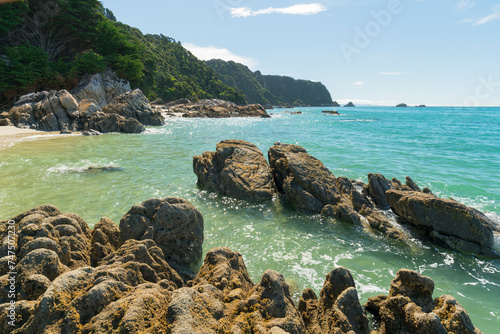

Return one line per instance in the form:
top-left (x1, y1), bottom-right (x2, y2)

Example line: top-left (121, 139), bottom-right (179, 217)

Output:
top-left (101, 0), bottom-right (500, 106)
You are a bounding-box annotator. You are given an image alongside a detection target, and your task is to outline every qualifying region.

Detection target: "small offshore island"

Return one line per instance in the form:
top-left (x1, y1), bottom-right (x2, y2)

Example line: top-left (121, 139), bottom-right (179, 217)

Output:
top-left (1, 1), bottom-right (499, 333)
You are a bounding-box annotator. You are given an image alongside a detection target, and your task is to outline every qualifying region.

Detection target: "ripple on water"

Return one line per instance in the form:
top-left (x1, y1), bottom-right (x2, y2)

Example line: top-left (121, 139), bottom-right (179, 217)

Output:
top-left (1, 107), bottom-right (499, 333)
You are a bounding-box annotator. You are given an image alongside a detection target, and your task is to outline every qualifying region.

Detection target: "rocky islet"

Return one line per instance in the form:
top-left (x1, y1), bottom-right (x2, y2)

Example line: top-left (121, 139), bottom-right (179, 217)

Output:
top-left (194, 141), bottom-right (500, 259)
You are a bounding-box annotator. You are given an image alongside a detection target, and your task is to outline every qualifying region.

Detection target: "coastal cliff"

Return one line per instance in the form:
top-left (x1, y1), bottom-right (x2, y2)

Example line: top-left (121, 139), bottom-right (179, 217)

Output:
top-left (205, 59), bottom-right (334, 107)
top-left (0, 202), bottom-right (484, 333)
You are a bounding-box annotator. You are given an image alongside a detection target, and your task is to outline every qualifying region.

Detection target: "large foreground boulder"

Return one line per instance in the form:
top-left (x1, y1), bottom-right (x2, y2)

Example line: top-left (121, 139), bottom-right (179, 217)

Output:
top-left (120, 198), bottom-right (204, 267)
top-left (167, 247), bottom-right (306, 334)
top-left (0, 202), bottom-right (486, 334)
top-left (365, 269), bottom-right (483, 334)
top-left (386, 190), bottom-right (499, 258)
top-left (193, 140), bottom-right (277, 202)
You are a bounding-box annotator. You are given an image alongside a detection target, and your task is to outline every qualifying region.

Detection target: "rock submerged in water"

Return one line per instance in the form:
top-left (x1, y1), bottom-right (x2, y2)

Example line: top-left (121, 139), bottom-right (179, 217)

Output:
top-left (193, 140), bottom-right (499, 257)
top-left (386, 190), bottom-right (498, 258)
top-left (193, 140), bottom-right (277, 202)
top-left (0, 203), bottom-right (484, 333)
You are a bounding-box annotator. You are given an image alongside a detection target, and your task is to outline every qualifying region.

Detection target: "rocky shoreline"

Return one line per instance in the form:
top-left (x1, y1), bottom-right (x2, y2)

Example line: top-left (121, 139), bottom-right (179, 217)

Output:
top-left (153, 98), bottom-right (271, 118)
top-left (0, 72), bottom-right (271, 136)
top-left (194, 140), bottom-right (500, 259)
top-left (0, 200), bottom-right (484, 333)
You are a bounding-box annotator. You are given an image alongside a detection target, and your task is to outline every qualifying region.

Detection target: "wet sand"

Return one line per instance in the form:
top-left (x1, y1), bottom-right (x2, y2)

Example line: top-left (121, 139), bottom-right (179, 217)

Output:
top-left (0, 126), bottom-right (58, 151)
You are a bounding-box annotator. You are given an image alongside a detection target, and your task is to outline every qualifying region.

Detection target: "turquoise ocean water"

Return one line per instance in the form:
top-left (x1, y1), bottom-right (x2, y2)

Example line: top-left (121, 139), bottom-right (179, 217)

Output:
top-left (1, 106), bottom-right (499, 332)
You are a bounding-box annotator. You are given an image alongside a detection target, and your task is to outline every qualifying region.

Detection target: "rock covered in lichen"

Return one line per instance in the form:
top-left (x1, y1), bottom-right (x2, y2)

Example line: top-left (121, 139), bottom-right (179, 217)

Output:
top-left (365, 269), bottom-right (483, 334)
top-left (119, 197), bottom-right (204, 267)
top-left (193, 140), bottom-right (277, 202)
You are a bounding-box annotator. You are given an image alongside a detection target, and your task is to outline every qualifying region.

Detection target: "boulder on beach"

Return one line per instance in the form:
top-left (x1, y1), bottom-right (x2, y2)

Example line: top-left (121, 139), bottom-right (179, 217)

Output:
top-left (7, 90), bottom-right (80, 132)
top-left (193, 140), bottom-right (277, 202)
top-left (101, 89), bottom-right (164, 126)
top-left (6, 72), bottom-right (162, 134)
top-left (365, 269), bottom-right (483, 334)
top-left (72, 71), bottom-right (131, 107)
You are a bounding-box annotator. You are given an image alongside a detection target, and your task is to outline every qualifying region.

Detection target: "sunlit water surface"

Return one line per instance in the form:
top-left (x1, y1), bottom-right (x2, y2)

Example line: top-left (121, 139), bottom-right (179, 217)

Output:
top-left (1, 107), bottom-right (499, 332)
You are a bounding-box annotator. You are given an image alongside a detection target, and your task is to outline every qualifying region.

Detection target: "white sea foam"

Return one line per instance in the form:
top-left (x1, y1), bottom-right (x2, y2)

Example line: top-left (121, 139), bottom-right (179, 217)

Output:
top-left (47, 160), bottom-right (121, 174)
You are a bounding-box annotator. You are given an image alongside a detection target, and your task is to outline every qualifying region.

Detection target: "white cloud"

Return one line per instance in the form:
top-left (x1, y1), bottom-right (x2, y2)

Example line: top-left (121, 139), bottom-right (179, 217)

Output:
top-left (353, 81), bottom-right (365, 86)
top-left (472, 4), bottom-right (500, 26)
top-left (183, 43), bottom-right (258, 69)
top-left (473, 13), bottom-right (500, 26)
top-left (456, 0), bottom-right (475, 12)
top-left (230, 3), bottom-right (327, 18)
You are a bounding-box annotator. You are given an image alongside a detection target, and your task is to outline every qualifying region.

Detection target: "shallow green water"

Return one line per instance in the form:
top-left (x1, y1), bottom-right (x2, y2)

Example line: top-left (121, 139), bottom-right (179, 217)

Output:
top-left (1, 107), bottom-right (499, 332)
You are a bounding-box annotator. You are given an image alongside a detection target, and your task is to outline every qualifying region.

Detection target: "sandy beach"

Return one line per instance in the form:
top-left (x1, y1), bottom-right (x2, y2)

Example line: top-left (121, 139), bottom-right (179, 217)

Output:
top-left (0, 126), bottom-right (58, 150)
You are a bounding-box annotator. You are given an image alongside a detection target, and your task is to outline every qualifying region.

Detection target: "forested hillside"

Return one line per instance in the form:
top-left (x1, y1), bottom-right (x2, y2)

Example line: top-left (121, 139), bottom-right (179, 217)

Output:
top-left (206, 59), bottom-right (333, 106)
top-left (0, 0), bottom-right (331, 108)
top-left (0, 0), bottom-right (245, 107)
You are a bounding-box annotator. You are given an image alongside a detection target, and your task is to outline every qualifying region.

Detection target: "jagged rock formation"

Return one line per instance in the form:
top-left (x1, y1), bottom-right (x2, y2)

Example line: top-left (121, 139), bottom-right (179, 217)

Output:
top-left (72, 71), bottom-right (131, 107)
top-left (193, 140), bottom-right (277, 202)
top-left (5, 90), bottom-right (80, 132)
top-left (299, 267), bottom-right (369, 334)
top-left (5, 73), bottom-right (164, 134)
top-left (267, 143), bottom-right (405, 240)
top-left (0, 203), bottom-right (485, 333)
top-left (365, 269), bottom-right (483, 334)
top-left (156, 99), bottom-right (270, 118)
top-left (102, 89), bottom-right (164, 126)
top-left (193, 141), bottom-right (499, 257)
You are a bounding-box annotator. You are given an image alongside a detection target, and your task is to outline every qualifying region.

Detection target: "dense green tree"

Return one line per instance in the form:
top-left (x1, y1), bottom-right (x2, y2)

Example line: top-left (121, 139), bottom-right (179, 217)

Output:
top-left (73, 50), bottom-right (106, 76)
top-left (0, 1), bottom-right (28, 39)
top-left (1, 43), bottom-right (49, 91)
top-left (0, 0), bottom-right (249, 105)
